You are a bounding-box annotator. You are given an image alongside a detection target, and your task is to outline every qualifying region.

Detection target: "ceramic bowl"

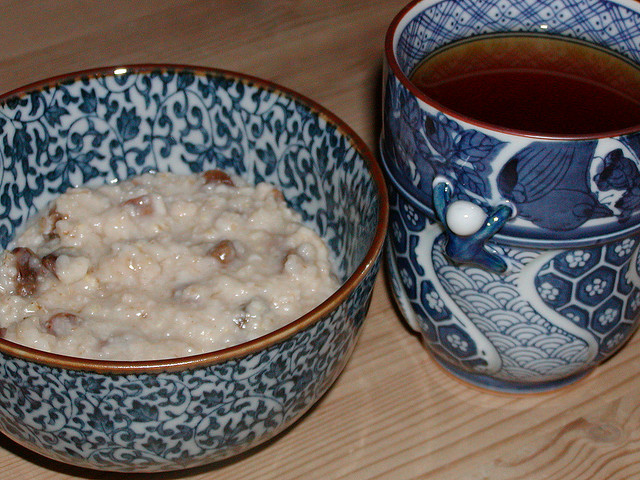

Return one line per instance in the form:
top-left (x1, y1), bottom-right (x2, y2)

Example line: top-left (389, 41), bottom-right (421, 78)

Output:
top-left (0, 65), bottom-right (388, 472)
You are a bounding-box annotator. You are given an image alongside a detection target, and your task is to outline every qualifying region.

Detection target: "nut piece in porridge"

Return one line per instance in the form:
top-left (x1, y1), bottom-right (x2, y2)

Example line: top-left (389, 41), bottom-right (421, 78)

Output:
top-left (0, 170), bottom-right (338, 360)
top-left (208, 239), bottom-right (237, 265)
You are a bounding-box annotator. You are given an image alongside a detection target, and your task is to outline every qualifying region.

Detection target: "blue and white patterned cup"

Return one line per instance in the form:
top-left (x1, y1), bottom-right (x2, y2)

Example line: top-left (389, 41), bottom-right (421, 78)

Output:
top-left (382, 0), bottom-right (640, 392)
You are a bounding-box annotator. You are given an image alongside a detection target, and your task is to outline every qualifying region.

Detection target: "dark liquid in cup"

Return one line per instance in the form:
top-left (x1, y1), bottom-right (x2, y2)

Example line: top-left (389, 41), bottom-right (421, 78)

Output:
top-left (410, 34), bottom-right (640, 135)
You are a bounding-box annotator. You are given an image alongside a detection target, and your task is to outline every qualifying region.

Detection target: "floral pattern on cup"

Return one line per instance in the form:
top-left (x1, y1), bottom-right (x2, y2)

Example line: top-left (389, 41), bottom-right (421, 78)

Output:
top-left (382, 71), bottom-right (640, 243)
top-left (386, 169), bottom-right (640, 392)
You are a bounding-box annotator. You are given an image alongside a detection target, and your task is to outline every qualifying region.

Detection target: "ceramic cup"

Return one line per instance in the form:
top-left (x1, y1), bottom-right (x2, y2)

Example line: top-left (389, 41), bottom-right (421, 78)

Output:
top-left (382, 0), bottom-right (640, 392)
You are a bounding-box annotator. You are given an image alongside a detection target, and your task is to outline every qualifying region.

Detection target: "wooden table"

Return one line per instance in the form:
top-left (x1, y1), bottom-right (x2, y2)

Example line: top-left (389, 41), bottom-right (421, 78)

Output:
top-left (1, 1), bottom-right (639, 479)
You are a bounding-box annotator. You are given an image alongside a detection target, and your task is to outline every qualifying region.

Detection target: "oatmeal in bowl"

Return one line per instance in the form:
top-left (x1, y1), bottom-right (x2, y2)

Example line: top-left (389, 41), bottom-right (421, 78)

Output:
top-left (0, 170), bottom-right (338, 360)
top-left (0, 65), bottom-right (387, 472)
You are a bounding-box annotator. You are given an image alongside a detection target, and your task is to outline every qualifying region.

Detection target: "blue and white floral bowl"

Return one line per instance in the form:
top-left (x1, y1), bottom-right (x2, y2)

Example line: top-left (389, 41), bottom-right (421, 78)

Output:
top-left (0, 65), bottom-right (388, 472)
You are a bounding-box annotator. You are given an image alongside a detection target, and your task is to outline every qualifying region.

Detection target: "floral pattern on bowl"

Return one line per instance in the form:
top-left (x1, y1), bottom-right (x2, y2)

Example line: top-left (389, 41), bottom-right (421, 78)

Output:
top-left (0, 66), bottom-right (387, 471)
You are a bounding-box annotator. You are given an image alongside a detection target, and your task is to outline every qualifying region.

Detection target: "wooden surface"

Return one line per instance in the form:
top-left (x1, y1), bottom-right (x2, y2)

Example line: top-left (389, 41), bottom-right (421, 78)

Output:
top-left (1, 1), bottom-right (640, 479)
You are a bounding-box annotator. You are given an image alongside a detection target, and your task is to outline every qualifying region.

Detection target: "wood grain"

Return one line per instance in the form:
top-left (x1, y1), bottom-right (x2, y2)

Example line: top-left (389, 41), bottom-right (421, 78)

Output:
top-left (1, 1), bottom-right (640, 479)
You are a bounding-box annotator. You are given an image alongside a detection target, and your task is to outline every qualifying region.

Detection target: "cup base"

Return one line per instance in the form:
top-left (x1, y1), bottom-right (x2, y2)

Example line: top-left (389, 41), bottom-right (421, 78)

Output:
top-left (430, 353), bottom-right (592, 394)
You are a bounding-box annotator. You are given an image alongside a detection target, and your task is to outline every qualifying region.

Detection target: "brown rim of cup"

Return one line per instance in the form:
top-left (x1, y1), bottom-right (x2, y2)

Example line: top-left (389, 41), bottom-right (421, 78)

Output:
top-left (384, 0), bottom-right (640, 140)
top-left (0, 64), bottom-right (389, 374)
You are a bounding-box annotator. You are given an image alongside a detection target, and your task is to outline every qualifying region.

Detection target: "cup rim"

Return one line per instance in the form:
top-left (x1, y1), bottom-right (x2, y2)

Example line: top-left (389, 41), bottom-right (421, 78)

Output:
top-left (385, 0), bottom-right (640, 140)
top-left (0, 64), bottom-right (389, 374)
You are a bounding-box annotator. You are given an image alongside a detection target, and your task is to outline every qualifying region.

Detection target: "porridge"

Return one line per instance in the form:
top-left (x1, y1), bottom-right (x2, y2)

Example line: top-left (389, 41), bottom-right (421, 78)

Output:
top-left (0, 170), bottom-right (338, 360)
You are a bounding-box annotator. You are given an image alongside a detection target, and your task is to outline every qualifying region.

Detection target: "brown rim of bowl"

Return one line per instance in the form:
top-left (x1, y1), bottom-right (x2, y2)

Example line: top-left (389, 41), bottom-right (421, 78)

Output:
top-left (0, 64), bottom-right (389, 374)
top-left (385, 0), bottom-right (640, 141)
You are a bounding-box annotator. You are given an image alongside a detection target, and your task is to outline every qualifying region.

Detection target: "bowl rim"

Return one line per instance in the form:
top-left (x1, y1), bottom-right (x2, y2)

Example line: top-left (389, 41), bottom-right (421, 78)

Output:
top-left (0, 64), bottom-right (389, 374)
